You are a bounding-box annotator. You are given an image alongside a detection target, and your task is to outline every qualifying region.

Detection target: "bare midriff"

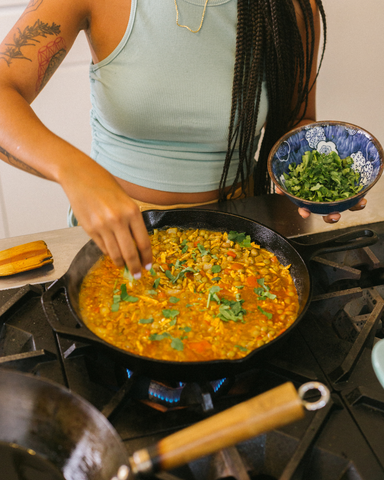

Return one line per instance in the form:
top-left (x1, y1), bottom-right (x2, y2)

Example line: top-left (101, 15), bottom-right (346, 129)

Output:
top-left (114, 176), bottom-right (238, 205)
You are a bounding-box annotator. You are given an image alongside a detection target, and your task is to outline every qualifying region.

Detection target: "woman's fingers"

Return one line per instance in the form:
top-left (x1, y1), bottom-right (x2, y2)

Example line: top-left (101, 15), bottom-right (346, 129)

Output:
top-left (297, 207), bottom-right (311, 219)
top-left (349, 197), bottom-right (367, 211)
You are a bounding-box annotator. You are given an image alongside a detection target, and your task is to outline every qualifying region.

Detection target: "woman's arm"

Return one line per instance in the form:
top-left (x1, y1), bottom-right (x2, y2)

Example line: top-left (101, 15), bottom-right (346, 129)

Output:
top-left (0, 0), bottom-right (152, 276)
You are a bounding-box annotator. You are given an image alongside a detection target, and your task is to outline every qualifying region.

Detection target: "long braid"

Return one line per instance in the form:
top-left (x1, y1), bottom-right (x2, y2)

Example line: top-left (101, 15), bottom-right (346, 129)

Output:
top-left (219, 0), bottom-right (326, 199)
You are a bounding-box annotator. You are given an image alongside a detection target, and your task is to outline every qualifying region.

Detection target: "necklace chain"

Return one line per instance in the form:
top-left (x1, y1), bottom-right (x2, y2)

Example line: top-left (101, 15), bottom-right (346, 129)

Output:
top-left (174, 0), bottom-right (210, 33)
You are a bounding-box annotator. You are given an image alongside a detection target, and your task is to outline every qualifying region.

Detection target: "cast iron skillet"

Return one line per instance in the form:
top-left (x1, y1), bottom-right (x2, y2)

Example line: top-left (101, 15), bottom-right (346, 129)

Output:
top-left (42, 209), bottom-right (378, 382)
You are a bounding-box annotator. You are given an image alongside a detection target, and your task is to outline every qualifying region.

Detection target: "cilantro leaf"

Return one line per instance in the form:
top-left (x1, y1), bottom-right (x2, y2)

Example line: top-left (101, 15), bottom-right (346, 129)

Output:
top-left (197, 243), bottom-right (209, 256)
top-left (162, 309), bottom-right (179, 319)
top-left (171, 337), bottom-right (184, 351)
top-left (257, 306), bottom-right (273, 320)
top-left (139, 317), bottom-right (154, 324)
top-left (211, 265), bottom-right (222, 274)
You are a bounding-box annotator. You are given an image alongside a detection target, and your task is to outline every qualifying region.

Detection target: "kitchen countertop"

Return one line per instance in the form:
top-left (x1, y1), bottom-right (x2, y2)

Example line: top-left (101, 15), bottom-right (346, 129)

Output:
top-left (0, 176), bottom-right (383, 291)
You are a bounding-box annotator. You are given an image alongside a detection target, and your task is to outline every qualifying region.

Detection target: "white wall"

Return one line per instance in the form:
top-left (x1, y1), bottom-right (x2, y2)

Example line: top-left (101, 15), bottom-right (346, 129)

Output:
top-left (317, 0), bottom-right (384, 148)
top-left (0, 1), bottom-right (92, 238)
top-left (0, 0), bottom-right (383, 238)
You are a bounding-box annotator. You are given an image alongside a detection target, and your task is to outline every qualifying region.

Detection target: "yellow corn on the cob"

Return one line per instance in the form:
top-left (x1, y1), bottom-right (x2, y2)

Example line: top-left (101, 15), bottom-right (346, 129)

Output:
top-left (0, 240), bottom-right (53, 276)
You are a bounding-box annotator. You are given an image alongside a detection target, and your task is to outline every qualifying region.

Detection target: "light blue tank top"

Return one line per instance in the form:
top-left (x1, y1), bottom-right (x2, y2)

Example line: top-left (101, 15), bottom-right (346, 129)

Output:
top-left (89, 0), bottom-right (269, 192)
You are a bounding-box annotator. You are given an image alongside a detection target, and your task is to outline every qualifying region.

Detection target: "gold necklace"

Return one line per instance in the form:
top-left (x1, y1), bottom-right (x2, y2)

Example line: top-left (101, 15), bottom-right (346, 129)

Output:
top-left (174, 0), bottom-right (210, 33)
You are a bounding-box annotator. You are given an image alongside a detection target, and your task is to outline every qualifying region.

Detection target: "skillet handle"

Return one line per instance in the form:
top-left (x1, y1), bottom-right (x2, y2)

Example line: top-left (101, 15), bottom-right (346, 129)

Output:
top-left (289, 228), bottom-right (378, 263)
top-left (41, 277), bottom-right (101, 343)
top-left (127, 381), bottom-right (329, 477)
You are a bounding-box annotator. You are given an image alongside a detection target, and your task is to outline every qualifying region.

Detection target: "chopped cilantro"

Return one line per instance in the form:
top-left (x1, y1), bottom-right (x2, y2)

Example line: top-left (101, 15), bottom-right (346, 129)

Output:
top-left (148, 331), bottom-right (184, 351)
top-left (139, 317), bottom-right (154, 324)
top-left (283, 150), bottom-right (363, 202)
top-left (111, 302), bottom-right (120, 312)
top-left (257, 306), bottom-right (273, 320)
top-left (207, 285), bottom-right (221, 308)
top-left (197, 243), bottom-right (209, 256)
top-left (120, 284), bottom-right (139, 302)
top-left (217, 298), bottom-right (247, 323)
top-left (235, 345), bottom-right (248, 352)
top-left (171, 337), bottom-right (184, 351)
top-left (211, 265), bottom-right (222, 274)
top-left (162, 309), bottom-right (179, 319)
top-left (169, 296), bottom-right (180, 303)
top-left (254, 278), bottom-right (276, 300)
top-left (228, 231), bottom-right (252, 248)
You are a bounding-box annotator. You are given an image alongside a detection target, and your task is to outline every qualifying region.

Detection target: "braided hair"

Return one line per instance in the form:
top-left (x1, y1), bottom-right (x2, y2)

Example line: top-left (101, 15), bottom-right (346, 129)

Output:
top-left (219, 0), bottom-right (326, 200)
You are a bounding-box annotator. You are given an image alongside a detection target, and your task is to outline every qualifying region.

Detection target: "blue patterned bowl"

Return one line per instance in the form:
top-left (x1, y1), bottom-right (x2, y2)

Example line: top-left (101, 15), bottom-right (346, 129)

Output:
top-left (267, 121), bottom-right (384, 215)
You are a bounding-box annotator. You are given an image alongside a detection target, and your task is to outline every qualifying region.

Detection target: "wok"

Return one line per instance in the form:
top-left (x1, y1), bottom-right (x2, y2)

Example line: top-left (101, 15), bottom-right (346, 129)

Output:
top-left (42, 209), bottom-right (378, 382)
top-left (0, 369), bottom-right (329, 479)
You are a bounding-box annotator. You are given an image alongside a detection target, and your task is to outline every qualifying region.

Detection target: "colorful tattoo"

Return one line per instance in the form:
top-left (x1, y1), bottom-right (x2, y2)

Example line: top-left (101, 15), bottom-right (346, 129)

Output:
top-left (0, 146), bottom-right (46, 179)
top-left (0, 20), bottom-right (61, 66)
top-left (20, 0), bottom-right (44, 19)
top-left (36, 37), bottom-right (67, 93)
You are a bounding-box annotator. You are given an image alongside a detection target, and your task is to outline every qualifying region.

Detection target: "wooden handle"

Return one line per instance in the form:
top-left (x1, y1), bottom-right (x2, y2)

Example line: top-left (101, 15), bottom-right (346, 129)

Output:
top-left (129, 382), bottom-right (304, 475)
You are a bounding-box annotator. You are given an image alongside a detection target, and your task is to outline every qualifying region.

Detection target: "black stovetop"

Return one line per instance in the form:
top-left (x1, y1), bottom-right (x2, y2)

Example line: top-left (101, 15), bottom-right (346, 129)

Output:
top-left (1, 221), bottom-right (384, 480)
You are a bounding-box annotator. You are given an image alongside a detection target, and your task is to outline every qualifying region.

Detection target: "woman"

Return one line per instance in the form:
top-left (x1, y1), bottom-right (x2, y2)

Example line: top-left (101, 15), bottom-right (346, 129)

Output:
top-left (0, 0), bottom-right (364, 277)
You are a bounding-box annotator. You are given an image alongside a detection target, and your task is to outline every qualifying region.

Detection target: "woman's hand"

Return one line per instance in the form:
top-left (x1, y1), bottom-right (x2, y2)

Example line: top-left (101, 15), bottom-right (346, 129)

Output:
top-left (61, 164), bottom-right (153, 278)
top-left (275, 187), bottom-right (367, 223)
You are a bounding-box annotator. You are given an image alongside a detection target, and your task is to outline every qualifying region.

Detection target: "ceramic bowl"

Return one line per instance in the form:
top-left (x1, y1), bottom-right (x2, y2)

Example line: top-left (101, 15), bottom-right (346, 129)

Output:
top-left (267, 121), bottom-right (384, 215)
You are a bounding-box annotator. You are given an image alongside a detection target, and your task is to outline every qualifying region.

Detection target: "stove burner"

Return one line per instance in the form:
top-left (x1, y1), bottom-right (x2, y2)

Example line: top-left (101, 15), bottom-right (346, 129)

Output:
top-left (147, 377), bottom-right (227, 407)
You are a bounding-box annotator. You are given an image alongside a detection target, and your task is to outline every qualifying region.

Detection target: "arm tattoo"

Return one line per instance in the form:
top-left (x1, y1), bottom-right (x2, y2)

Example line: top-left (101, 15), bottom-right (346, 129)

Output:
top-left (36, 37), bottom-right (66, 93)
top-left (0, 145), bottom-right (46, 179)
top-left (20, 0), bottom-right (44, 19)
top-left (0, 20), bottom-right (61, 66)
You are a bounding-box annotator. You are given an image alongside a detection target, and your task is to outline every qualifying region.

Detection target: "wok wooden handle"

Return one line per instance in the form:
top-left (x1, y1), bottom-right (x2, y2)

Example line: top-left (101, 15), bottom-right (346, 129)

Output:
top-left (129, 381), bottom-right (305, 475)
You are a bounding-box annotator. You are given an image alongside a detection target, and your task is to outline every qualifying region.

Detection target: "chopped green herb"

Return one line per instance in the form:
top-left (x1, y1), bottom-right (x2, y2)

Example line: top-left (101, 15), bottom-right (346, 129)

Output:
top-left (180, 326), bottom-right (192, 333)
top-left (217, 298), bottom-right (247, 323)
top-left (149, 332), bottom-right (171, 341)
top-left (235, 345), bottom-right (248, 352)
top-left (120, 284), bottom-right (139, 302)
top-left (150, 267), bottom-right (156, 276)
top-left (283, 150), bottom-right (363, 202)
top-left (148, 331), bottom-right (184, 351)
top-left (165, 270), bottom-right (176, 282)
top-left (162, 309), bottom-right (179, 319)
top-left (211, 265), bottom-right (222, 274)
top-left (171, 337), bottom-right (184, 351)
top-left (207, 285), bottom-right (221, 308)
top-left (111, 302), bottom-right (120, 312)
top-left (228, 231), bottom-right (252, 248)
top-left (139, 317), bottom-right (154, 324)
top-left (153, 278), bottom-right (161, 289)
top-left (254, 278), bottom-right (277, 300)
top-left (257, 306), bottom-right (273, 320)
top-left (197, 243), bottom-right (209, 256)
top-left (169, 296), bottom-right (180, 303)
top-left (147, 290), bottom-right (158, 295)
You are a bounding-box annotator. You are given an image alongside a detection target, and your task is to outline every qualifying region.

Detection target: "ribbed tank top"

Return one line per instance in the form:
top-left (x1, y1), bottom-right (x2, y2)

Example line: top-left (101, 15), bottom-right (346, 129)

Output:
top-left (89, 0), bottom-right (269, 193)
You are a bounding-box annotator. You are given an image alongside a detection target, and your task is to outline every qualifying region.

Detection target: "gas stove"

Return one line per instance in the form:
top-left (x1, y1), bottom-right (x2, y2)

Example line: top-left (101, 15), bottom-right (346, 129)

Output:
top-left (1, 220), bottom-right (384, 480)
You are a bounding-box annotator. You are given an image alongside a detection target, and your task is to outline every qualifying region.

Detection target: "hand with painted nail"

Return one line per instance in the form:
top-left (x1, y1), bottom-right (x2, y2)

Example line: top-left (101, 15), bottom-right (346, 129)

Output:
top-left (61, 162), bottom-right (153, 278)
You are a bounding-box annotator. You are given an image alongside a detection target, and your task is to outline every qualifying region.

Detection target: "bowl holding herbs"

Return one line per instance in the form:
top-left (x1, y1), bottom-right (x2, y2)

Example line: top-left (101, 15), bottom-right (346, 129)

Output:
top-left (267, 121), bottom-right (384, 215)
